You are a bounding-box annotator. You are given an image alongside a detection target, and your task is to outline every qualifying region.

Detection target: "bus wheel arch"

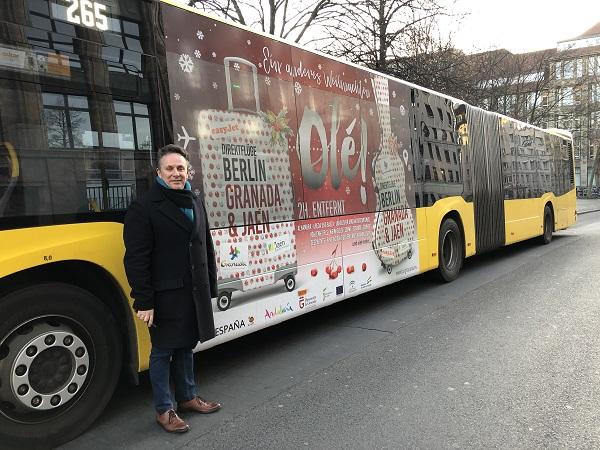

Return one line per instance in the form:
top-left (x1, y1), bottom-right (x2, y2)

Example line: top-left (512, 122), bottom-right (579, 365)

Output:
top-left (0, 283), bottom-right (122, 447)
top-left (437, 211), bottom-right (465, 282)
top-left (0, 261), bottom-right (137, 385)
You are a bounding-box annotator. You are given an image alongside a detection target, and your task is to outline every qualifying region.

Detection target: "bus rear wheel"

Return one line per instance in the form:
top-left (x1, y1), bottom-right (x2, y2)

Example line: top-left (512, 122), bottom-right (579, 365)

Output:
top-left (540, 205), bottom-right (553, 245)
top-left (0, 283), bottom-right (121, 448)
top-left (438, 218), bottom-right (463, 282)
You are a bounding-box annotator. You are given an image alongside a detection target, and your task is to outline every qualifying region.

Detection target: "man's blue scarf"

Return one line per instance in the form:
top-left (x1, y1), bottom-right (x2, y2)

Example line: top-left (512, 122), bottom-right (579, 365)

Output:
top-left (156, 176), bottom-right (194, 222)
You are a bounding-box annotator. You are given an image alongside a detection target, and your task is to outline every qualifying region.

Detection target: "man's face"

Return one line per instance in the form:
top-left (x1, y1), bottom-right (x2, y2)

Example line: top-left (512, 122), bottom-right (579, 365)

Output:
top-left (157, 152), bottom-right (188, 189)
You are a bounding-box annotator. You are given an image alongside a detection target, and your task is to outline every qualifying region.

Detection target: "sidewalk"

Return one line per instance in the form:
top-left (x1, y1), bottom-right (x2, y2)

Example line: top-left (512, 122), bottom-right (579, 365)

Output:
top-left (577, 198), bottom-right (600, 215)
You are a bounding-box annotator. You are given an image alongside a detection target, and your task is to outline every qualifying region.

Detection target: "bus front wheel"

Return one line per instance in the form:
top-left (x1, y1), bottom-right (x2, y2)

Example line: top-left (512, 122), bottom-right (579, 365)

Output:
top-left (0, 283), bottom-right (122, 448)
top-left (438, 218), bottom-right (463, 282)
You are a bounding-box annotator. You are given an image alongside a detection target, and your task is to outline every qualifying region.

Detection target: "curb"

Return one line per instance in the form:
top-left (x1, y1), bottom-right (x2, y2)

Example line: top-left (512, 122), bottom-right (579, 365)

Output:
top-left (576, 209), bottom-right (600, 215)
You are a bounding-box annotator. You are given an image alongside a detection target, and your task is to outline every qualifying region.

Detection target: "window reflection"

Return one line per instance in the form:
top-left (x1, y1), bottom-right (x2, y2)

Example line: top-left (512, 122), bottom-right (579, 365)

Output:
top-left (28, 0), bottom-right (144, 79)
top-left (42, 93), bottom-right (92, 149)
top-left (1, 86), bottom-right (154, 217)
top-left (0, 0), bottom-right (159, 222)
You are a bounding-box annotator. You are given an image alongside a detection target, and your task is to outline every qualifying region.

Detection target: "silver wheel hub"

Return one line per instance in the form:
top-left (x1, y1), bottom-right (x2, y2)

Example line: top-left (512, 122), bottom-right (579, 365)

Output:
top-left (3, 322), bottom-right (89, 412)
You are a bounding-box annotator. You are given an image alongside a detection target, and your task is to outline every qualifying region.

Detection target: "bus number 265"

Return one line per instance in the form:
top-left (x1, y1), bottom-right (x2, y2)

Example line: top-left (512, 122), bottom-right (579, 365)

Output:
top-left (66, 0), bottom-right (109, 31)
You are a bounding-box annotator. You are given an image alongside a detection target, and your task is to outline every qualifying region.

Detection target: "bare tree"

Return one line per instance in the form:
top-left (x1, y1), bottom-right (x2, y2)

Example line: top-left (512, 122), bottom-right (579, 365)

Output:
top-left (188, 0), bottom-right (341, 44)
top-left (388, 19), bottom-right (470, 98)
top-left (465, 49), bottom-right (559, 126)
top-left (321, 0), bottom-right (455, 74)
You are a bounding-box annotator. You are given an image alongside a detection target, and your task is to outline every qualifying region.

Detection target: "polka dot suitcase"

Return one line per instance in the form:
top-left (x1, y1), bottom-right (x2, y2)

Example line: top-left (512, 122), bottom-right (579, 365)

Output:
top-left (196, 57), bottom-right (297, 311)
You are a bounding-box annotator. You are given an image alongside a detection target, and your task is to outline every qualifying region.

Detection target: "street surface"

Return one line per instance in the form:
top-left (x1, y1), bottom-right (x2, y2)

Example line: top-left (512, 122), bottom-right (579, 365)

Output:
top-left (63, 209), bottom-right (600, 450)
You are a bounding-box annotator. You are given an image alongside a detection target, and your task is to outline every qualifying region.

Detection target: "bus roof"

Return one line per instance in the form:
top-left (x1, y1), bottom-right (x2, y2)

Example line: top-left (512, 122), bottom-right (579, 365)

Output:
top-left (160, 0), bottom-right (571, 142)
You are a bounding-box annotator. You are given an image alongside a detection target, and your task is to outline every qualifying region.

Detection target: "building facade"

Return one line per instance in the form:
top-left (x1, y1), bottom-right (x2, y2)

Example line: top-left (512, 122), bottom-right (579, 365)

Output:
top-left (470, 23), bottom-right (600, 194)
top-left (551, 23), bottom-right (600, 192)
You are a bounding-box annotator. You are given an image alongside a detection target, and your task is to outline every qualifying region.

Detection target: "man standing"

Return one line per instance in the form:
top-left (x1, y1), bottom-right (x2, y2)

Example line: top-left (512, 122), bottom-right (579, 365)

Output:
top-left (123, 144), bottom-right (221, 433)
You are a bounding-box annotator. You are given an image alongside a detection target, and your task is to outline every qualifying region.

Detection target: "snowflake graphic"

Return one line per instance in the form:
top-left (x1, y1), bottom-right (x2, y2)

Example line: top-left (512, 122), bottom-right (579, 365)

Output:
top-left (196, 30), bottom-right (204, 40)
top-left (294, 81), bottom-right (302, 95)
top-left (247, 40), bottom-right (251, 45)
top-left (174, 93), bottom-right (180, 101)
top-left (194, 189), bottom-right (201, 197)
top-left (369, 108), bottom-right (374, 116)
top-left (258, 63), bottom-right (263, 68)
top-left (178, 54), bottom-right (194, 73)
top-left (233, 62), bottom-right (240, 71)
top-left (392, 90), bottom-right (397, 98)
top-left (265, 77), bottom-right (271, 86)
top-left (345, 186), bottom-right (351, 195)
top-left (399, 105), bottom-right (406, 116)
top-left (318, 64), bottom-right (322, 70)
top-left (188, 167), bottom-right (196, 180)
top-left (194, 49), bottom-right (202, 59)
top-left (212, 82), bottom-right (218, 89)
top-left (212, 52), bottom-right (216, 58)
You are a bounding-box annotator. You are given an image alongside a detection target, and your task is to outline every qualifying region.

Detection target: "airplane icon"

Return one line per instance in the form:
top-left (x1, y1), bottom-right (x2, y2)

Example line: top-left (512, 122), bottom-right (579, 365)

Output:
top-left (176, 125), bottom-right (196, 150)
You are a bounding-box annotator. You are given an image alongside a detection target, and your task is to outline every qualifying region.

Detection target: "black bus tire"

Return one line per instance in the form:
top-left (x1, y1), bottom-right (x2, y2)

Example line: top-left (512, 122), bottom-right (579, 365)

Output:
top-left (540, 205), bottom-right (553, 245)
top-left (0, 283), bottom-right (122, 448)
top-left (438, 218), bottom-right (463, 282)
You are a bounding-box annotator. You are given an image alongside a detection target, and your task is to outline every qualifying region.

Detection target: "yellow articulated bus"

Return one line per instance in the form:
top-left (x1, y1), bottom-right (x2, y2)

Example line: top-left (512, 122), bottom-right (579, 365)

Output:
top-left (0, 0), bottom-right (576, 446)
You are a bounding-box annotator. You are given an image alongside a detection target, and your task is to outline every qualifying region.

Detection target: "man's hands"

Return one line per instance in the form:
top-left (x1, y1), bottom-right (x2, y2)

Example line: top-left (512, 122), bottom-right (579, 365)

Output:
top-left (137, 309), bottom-right (154, 327)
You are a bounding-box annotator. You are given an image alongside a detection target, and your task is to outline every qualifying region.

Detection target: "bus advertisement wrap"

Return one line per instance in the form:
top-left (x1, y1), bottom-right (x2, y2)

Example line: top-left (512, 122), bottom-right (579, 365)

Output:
top-left (162, 4), bottom-right (419, 344)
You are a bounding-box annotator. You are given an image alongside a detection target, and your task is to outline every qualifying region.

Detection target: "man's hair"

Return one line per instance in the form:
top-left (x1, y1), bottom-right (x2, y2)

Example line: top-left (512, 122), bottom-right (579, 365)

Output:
top-left (156, 144), bottom-right (189, 169)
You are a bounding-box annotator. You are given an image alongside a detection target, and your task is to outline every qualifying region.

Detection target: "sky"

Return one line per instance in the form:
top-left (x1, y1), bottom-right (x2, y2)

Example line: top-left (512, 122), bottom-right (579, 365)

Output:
top-left (176, 0), bottom-right (600, 55)
top-left (444, 0), bottom-right (600, 54)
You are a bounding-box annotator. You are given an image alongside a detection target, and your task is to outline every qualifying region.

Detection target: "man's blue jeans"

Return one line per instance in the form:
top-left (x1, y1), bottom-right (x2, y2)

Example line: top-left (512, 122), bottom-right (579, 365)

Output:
top-left (149, 346), bottom-right (196, 414)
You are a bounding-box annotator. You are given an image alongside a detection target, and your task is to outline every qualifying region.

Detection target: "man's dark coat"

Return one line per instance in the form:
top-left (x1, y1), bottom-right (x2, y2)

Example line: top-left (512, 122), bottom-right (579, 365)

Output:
top-left (123, 182), bottom-right (217, 348)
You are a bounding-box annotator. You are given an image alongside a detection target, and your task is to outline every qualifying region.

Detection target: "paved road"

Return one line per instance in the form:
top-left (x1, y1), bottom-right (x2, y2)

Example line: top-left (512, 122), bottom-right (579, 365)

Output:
top-left (577, 198), bottom-right (600, 214)
top-left (63, 212), bottom-right (600, 449)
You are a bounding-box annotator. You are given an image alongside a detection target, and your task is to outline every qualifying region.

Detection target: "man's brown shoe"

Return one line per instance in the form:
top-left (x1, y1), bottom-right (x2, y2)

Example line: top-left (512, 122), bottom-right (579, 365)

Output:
top-left (156, 409), bottom-right (190, 433)
top-left (178, 396), bottom-right (221, 414)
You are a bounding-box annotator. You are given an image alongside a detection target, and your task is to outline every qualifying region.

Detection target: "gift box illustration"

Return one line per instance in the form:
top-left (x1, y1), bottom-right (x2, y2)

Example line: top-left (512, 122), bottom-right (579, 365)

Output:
top-left (197, 57), bottom-right (297, 311)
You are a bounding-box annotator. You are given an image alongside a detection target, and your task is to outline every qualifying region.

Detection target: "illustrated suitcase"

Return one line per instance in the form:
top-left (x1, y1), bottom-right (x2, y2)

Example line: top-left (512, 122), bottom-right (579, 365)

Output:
top-left (197, 57), bottom-right (297, 311)
top-left (370, 75), bottom-right (416, 271)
